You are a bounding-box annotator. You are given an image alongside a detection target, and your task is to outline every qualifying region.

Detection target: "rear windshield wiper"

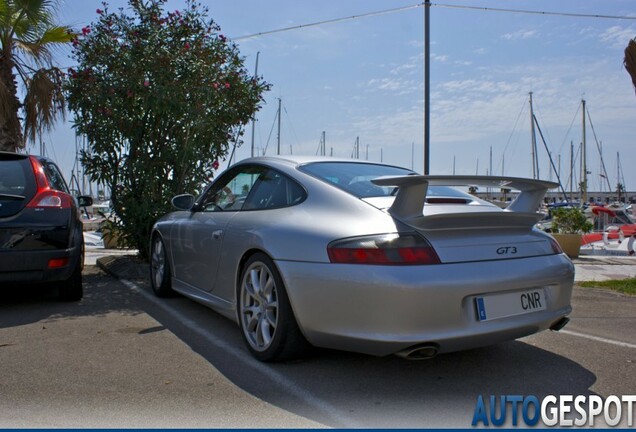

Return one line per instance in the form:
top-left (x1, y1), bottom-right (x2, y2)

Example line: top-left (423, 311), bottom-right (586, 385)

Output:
top-left (0, 193), bottom-right (25, 200)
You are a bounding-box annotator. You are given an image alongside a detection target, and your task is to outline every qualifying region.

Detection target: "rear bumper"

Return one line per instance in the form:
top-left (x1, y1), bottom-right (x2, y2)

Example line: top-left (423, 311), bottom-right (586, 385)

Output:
top-left (276, 254), bottom-right (574, 356)
top-left (0, 246), bottom-right (81, 285)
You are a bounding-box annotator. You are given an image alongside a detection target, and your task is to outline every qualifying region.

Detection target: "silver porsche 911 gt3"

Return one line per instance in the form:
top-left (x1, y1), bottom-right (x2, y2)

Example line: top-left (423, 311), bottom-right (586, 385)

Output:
top-left (150, 156), bottom-right (574, 362)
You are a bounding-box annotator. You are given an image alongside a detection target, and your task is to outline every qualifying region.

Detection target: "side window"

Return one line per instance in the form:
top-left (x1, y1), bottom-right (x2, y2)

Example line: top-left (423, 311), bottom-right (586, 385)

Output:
top-left (243, 169), bottom-right (306, 210)
top-left (43, 162), bottom-right (69, 193)
top-left (199, 166), bottom-right (264, 212)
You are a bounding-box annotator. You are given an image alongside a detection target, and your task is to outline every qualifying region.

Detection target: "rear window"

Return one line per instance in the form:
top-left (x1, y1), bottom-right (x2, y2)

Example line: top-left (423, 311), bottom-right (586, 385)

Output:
top-left (299, 161), bottom-right (472, 199)
top-left (0, 157), bottom-right (36, 218)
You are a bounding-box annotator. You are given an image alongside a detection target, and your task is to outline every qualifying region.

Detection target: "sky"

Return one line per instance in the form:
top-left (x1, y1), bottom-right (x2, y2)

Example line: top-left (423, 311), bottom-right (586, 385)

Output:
top-left (43, 0), bottom-right (636, 194)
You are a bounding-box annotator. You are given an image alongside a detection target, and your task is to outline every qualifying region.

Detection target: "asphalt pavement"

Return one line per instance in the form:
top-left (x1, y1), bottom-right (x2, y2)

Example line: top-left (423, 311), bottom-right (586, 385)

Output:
top-left (1, 248), bottom-right (633, 428)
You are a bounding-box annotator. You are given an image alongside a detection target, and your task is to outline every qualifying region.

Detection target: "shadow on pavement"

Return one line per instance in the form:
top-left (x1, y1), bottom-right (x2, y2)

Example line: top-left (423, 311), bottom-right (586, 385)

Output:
top-left (0, 264), bottom-right (599, 428)
top-left (0, 267), bottom-right (145, 329)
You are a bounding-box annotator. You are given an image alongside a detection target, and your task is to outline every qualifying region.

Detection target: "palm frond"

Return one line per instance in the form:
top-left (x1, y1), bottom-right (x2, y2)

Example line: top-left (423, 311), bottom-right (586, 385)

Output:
top-left (39, 25), bottom-right (71, 44)
top-left (625, 38), bottom-right (636, 95)
top-left (0, 0), bottom-right (14, 29)
top-left (14, 38), bottom-right (47, 60)
top-left (15, 0), bottom-right (55, 27)
top-left (22, 66), bottom-right (65, 143)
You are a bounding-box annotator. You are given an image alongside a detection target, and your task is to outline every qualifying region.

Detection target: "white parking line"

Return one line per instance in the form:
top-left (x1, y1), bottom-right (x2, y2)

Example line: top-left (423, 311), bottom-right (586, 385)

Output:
top-left (119, 278), bottom-right (360, 428)
top-left (559, 329), bottom-right (636, 350)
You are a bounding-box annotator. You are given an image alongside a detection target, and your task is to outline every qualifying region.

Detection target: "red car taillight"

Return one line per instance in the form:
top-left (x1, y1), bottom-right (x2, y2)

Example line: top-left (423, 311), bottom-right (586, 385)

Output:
top-left (26, 156), bottom-right (73, 209)
top-left (327, 233), bottom-right (441, 265)
top-left (48, 257), bottom-right (70, 269)
top-left (549, 236), bottom-right (564, 255)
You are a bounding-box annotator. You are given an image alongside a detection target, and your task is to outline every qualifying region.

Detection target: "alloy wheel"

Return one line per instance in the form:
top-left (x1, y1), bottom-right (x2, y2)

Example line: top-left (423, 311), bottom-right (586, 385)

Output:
top-left (151, 237), bottom-right (165, 289)
top-left (240, 261), bottom-right (279, 352)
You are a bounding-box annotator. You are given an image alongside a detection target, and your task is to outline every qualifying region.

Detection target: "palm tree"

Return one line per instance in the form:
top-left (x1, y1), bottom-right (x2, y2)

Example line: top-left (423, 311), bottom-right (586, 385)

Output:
top-left (0, 0), bottom-right (72, 153)
top-left (626, 37), bottom-right (636, 97)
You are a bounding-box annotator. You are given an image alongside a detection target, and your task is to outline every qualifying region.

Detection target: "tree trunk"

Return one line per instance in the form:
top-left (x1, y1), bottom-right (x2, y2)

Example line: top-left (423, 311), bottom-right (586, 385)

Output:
top-left (0, 52), bottom-right (23, 152)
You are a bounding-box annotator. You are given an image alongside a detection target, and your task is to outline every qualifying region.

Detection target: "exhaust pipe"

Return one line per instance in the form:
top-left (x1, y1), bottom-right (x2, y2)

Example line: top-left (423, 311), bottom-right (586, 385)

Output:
top-left (395, 343), bottom-right (439, 360)
top-left (550, 317), bottom-right (570, 331)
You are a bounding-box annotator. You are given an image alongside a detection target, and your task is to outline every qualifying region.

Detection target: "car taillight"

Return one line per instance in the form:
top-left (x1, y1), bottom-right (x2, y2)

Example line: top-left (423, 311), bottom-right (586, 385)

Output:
top-left (26, 156), bottom-right (73, 209)
top-left (549, 237), bottom-right (564, 255)
top-left (48, 257), bottom-right (69, 269)
top-left (327, 233), bottom-right (441, 265)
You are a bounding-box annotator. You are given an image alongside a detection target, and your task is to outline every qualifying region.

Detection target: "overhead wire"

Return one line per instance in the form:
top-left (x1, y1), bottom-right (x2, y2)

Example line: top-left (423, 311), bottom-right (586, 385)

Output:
top-left (231, 2), bottom-right (636, 41)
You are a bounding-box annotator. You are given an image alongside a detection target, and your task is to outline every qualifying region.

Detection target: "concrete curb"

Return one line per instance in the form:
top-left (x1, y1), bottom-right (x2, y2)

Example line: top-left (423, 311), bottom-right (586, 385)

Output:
top-left (96, 255), bottom-right (149, 281)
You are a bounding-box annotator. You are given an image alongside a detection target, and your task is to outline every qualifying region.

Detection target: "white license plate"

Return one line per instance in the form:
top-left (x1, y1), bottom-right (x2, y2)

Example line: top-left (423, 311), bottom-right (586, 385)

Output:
top-left (475, 289), bottom-right (546, 322)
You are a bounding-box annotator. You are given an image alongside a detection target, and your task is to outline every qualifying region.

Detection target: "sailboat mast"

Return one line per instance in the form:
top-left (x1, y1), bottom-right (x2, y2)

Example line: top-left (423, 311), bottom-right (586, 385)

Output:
top-left (250, 52), bottom-right (260, 158)
top-left (411, 142), bottom-right (414, 170)
top-left (322, 131), bottom-right (326, 156)
top-left (529, 92), bottom-right (538, 179)
top-left (581, 99), bottom-right (587, 204)
top-left (570, 141), bottom-right (574, 199)
top-left (276, 98), bottom-right (281, 155)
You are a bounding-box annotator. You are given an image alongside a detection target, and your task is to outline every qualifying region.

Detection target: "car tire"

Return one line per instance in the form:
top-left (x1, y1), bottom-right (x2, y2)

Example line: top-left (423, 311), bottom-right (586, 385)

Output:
top-left (150, 234), bottom-right (174, 297)
top-left (238, 253), bottom-right (310, 362)
top-left (58, 259), bottom-right (83, 302)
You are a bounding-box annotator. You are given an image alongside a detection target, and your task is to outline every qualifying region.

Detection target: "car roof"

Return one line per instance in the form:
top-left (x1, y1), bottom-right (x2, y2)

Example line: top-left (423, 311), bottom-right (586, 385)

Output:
top-left (235, 155), bottom-right (408, 170)
top-left (0, 151), bottom-right (50, 163)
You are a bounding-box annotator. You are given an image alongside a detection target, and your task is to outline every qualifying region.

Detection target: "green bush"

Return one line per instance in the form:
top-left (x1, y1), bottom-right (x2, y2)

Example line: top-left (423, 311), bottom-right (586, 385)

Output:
top-left (551, 207), bottom-right (593, 234)
top-left (66, 0), bottom-right (270, 259)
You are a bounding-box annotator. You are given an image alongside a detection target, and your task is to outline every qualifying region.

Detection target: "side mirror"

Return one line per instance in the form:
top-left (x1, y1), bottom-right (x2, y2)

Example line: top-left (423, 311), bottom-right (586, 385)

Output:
top-left (172, 194), bottom-right (195, 211)
top-left (78, 195), bottom-right (93, 207)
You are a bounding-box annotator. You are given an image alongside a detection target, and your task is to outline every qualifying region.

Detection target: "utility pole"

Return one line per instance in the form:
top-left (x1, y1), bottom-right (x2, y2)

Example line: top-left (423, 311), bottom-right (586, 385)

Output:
top-left (423, 0), bottom-right (430, 174)
top-left (250, 52), bottom-right (260, 158)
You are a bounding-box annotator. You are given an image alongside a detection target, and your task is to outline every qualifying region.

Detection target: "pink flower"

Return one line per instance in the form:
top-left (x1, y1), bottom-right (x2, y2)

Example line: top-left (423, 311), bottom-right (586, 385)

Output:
top-left (224, 82), bottom-right (230, 89)
top-left (143, 80), bottom-right (150, 87)
top-left (81, 26), bottom-right (90, 35)
top-left (212, 160), bottom-right (219, 170)
top-left (184, 42), bottom-right (190, 50)
top-left (213, 83), bottom-right (219, 89)
top-left (96, 8), bottom-right (102, 14)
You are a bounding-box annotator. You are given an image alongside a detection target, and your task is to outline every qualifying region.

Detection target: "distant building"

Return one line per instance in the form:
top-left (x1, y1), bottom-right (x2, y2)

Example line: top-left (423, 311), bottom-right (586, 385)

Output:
top-left (474, 191), bottom-right (636, 205)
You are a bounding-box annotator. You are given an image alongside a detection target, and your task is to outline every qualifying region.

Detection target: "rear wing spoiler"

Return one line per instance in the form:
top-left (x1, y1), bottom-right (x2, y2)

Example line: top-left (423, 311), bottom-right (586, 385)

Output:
top-left (371, 175), bottom-right (557, 220)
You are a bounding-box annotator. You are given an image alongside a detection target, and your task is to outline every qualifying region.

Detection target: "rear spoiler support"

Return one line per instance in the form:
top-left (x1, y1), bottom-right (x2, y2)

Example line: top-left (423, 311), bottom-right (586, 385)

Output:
top-left (372, 175), bottom-right (557, 220)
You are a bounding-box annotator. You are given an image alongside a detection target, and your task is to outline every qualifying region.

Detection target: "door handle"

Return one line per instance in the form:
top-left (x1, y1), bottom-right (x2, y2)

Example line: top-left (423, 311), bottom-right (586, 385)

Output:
top-left (212, 230), bottom-right (223, 240)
